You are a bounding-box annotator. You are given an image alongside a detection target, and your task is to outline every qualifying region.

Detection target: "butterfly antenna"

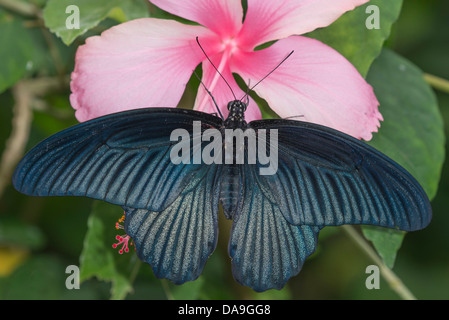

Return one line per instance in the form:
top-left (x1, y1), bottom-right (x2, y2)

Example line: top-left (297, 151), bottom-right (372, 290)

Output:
top-left (241, 79), bottom-right (251, 105)
top-left (240, 50), bottom-right (294, 100)
top-left (193, 70), bottom-right (224, 120)
top-left (196, 37), bottom-right (237, 101)
top-left (283, 115), bottom-right (304, 120)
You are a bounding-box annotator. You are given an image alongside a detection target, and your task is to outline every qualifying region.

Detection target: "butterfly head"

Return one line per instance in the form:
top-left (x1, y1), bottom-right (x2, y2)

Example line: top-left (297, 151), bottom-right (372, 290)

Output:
top-left (224, 100), bottom-right (247, 128)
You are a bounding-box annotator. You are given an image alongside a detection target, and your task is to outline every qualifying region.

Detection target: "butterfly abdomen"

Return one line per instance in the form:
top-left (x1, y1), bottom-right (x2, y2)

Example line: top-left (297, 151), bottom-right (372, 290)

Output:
top-left (219, 164), bottom-right (243, 219)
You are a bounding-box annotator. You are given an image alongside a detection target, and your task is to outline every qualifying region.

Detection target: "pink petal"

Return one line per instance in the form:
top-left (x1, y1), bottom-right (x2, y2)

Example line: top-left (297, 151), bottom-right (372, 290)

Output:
top-left (238, 0), bottom-right (369, 50)
top-left (231, 36), bottom-right (382, 140)
top-left (150, 0), bottom-right (243, 38)
top-left (70, 18), bottom-right (220, 122)
top-left (194, 51), bottom-right (261, 122)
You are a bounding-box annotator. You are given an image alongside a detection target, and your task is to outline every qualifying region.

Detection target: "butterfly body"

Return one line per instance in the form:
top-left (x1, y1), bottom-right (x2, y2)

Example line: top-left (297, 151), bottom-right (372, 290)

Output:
top-left (12, 103), bottom-right (431, 292)
top-left (219, 100), bottom-right (247, 219)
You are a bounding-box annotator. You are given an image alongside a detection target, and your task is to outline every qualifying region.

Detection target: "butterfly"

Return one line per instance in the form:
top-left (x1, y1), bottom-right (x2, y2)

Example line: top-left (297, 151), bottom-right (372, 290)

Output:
top-left (12, 98), bottom-right (431, 292)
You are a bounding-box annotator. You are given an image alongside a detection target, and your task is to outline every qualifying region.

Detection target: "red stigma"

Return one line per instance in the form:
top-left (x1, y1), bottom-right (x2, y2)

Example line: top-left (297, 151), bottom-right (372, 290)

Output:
top-left (112, 211), bottom-right (134, 254)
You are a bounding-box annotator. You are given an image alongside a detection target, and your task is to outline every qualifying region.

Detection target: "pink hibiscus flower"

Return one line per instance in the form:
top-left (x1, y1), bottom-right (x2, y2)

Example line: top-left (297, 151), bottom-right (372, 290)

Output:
top-left (70, 0), bottom-right (382, 140)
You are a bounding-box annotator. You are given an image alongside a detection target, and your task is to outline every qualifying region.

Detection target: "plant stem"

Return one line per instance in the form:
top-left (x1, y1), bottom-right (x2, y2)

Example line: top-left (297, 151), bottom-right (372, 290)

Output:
top-left (424, 73), bottom-right (449, 94)
top-left (0, 77), bottom-right (68, 199)
top-left (342, 225), bottom-right (417, 300)
top-left (0, 82), bottom-right (33, 198)
top-left (129, 258), bottom-right (142, 287)
top-left (0, 0), bottom-right (40, 18)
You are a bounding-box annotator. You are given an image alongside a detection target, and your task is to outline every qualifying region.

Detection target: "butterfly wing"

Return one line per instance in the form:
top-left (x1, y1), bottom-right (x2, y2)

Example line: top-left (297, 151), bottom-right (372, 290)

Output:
top-left (123, 164), bottom-right (221, 284)
top-left (229, 164), bottom-right (320, 292)
top-left (229, 119), bottom-right (431, 291)
top-left (247, 119), bottom-right (432, 231)
top-left (13, 108), bottom-right (223, 212)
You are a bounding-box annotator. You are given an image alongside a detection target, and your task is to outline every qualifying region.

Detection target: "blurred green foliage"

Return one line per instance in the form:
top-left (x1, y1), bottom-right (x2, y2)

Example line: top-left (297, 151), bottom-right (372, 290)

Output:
top-left (0, 0), bottom-right (448, 300)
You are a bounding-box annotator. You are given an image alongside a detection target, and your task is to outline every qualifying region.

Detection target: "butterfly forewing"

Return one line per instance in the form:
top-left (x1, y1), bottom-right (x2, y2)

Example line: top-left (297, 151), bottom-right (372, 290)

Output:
top-left (247, 119), bottom-right (432, 231)
top-left (13, 108), bottom-right (223, 212)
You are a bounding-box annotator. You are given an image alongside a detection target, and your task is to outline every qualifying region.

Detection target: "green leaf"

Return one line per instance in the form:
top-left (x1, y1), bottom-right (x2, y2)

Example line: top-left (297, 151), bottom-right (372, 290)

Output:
top-left (307, 0), bottom-right (403, 77)
top-left (113, 0), bottom-right (150, 22)
top-left (79, 201), bottom-right (136, 300)
top-left (253, 287), bottom-right (292, 300)
top-left (43, 0), bottom-right (121, 45)
top-left (0, 10), bottom-right (34, 93)
top-left (0, 255), bottom-right (69, 299)
top-left (0, 254), bottom-right (103, 299)
top-left (361, 226), bottom-right (405, 268)
top-left (362, 49), bottom-right (444, 266)
top-left (43, 0), bottom-right (149, 45)
top-left (169, 277), bottom-right (205, 300)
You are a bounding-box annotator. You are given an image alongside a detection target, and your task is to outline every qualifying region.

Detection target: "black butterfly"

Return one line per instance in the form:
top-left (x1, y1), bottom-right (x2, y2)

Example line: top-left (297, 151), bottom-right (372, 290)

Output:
top-left (12, 98), bottom-right (431, 292)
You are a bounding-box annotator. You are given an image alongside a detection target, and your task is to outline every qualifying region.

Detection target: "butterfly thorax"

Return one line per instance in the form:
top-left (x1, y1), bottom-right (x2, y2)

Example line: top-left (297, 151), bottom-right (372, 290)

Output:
top-left (223, 100), bottom-right (247, 129)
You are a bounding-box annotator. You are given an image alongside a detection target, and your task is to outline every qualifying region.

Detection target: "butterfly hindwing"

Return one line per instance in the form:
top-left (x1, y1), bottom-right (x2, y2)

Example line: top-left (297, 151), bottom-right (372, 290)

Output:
top-left (248, 119), bottom-right (432, 231)
top-left (229, 164), bottom-right (321, 292)
top-left (13, 108), bottom-right (223, 212)
top-left (124, 164), bottom-right (221, 284)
